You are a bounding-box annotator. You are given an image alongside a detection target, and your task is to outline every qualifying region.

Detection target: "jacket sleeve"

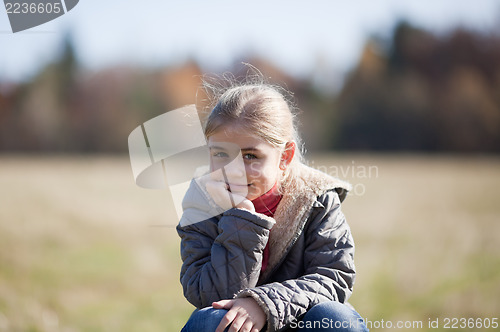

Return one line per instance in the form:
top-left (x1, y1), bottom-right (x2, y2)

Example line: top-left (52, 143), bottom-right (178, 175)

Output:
top-left (236, 191), bottom-right (356, 331)
top-left (177, 208), bottom-right (275, 308)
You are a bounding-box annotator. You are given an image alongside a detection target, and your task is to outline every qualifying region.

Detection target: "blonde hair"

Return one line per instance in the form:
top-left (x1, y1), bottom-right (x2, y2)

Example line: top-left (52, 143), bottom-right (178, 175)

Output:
top-left (200, 72), bottom-right (304, 188)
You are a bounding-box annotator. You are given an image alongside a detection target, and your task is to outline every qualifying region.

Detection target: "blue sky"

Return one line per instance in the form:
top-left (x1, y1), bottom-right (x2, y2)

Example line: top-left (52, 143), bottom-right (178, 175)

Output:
top-left (1, 0), bottom-right (499, 84)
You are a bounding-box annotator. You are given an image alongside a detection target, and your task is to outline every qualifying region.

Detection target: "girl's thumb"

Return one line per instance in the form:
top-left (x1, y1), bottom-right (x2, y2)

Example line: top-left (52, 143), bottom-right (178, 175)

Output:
top-left (212, 299), bottom-right (234, 309)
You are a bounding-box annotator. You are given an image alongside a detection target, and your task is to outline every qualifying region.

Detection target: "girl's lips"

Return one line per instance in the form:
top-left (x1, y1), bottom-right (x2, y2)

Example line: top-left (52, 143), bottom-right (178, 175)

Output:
top-left (226, 183), bottom-right (251, 194)
top-left (227, 183), bottom-right (251, 188)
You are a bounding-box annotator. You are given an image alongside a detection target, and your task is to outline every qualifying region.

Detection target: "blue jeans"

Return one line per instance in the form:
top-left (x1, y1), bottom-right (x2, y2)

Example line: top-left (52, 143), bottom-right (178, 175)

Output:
top-left (181, 301), bottom-right (368, 331)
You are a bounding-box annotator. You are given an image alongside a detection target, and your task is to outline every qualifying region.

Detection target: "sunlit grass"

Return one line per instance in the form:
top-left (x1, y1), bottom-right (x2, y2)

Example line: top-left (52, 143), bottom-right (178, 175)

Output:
top-left (0, 154), bottom-right (499, 331)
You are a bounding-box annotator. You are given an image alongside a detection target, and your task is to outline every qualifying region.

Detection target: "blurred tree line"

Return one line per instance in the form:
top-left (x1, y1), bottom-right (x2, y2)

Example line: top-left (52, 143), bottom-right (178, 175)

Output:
top-left (329, 21), bottom-right (500, 152)
top-left (0, 21), bottom-right (499, 153)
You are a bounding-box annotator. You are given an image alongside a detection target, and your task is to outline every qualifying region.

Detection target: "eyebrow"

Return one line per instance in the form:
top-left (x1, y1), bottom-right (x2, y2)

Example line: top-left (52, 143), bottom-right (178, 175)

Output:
top-left (208, 146), bottom-right (261, 153)
top-left (208, 145), bottom-right (227, 150)
top-left (241, 147), bottom-right (260, 152)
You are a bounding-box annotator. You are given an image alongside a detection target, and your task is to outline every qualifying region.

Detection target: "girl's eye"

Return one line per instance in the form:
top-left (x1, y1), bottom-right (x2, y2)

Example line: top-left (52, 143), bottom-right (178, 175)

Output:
top-left (243, 153), bottom-right (258, 160)
top-left (212, 152), bottom-right (229, 158)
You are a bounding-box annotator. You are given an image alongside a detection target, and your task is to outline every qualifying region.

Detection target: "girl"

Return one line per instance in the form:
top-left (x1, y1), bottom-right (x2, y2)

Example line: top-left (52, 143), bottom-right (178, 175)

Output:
top-left (177, 77), bottom-right (368, 332)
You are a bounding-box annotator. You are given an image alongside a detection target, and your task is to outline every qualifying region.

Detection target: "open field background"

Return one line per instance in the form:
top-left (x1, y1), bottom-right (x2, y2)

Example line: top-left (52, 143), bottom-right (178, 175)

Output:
top-left (0, 154), bottom-right (499, 332)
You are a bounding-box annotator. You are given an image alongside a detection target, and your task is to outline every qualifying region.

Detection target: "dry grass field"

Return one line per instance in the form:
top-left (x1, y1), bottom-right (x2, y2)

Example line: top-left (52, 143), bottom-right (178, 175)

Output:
top-left (0, 154), bottom-right (499, 331)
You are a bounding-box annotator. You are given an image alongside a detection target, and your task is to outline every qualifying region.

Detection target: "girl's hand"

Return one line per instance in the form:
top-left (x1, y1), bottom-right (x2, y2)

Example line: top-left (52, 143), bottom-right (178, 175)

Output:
top-left (213, 298), bottom-right (266, 332)
top-left (205, 180), bottom-right (255, 212)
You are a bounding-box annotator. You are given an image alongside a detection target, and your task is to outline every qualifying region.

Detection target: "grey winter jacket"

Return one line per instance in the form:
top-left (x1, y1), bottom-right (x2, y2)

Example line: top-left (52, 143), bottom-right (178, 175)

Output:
top-left (176, 163), bottom-right (356, 332)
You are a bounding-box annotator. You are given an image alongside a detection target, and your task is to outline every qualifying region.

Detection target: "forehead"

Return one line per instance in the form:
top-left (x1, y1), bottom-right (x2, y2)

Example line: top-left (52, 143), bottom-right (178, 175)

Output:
top-left (207, 127), bottom-right (274, 151)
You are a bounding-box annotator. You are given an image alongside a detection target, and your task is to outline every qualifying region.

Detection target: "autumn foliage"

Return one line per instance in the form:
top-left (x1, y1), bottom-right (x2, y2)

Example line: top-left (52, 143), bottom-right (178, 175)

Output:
top-left (1, 22), bottom-right (499, 153)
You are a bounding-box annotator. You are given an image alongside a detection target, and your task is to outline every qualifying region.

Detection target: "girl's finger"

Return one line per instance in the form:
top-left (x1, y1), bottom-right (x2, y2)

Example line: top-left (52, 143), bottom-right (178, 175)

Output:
top-left (212, 299), bottom-right (234, 309)
top-left (206, 180), bottom-right (235, 210)
top-left (228, 313), bottom-right (246, 332)
top-left (215, 309), bottom-right (237, 332)
top-left (239, 319), bottom-right (255, 332)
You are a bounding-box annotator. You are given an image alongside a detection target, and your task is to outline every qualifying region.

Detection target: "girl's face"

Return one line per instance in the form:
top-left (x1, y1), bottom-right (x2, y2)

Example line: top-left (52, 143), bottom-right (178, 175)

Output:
top-left (207, 127), bottom-right (285, 201)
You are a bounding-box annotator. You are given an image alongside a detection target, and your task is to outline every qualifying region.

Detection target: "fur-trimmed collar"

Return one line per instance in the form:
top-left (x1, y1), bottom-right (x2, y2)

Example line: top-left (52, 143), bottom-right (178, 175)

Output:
top-left (258, 163), bottom-right (351, 283)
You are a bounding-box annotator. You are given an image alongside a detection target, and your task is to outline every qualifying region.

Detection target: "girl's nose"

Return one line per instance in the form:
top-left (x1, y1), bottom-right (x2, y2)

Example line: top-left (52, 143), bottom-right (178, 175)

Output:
top-left (223, 163), bottom-right (245, 178)
top-left (222, 155), bottom-right (246, 180)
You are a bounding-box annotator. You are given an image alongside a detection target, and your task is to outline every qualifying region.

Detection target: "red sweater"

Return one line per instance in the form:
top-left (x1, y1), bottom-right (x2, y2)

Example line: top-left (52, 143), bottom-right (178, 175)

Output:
top-left (251, 183), bottom-right (282, 272)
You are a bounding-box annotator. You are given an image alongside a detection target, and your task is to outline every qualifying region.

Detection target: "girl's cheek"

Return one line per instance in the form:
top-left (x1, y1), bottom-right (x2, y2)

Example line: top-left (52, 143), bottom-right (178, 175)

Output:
top-left (209, 164), bottom-right (226, 181)
top-left (261, 163), bottom-right (279, 178)
top-left (210, 159), bottom-right (225, 173)
top-left (246, 162), bottom-right (264, 180)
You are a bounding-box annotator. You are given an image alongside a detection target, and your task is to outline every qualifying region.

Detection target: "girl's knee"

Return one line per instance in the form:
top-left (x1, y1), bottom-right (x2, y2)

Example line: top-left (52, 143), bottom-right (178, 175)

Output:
top-left (309, 301), bottom-right (355, 317)
top-left (182, 307), bottom-right (228, 332)
top-left (302, 301), bottom-right (368, 331)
